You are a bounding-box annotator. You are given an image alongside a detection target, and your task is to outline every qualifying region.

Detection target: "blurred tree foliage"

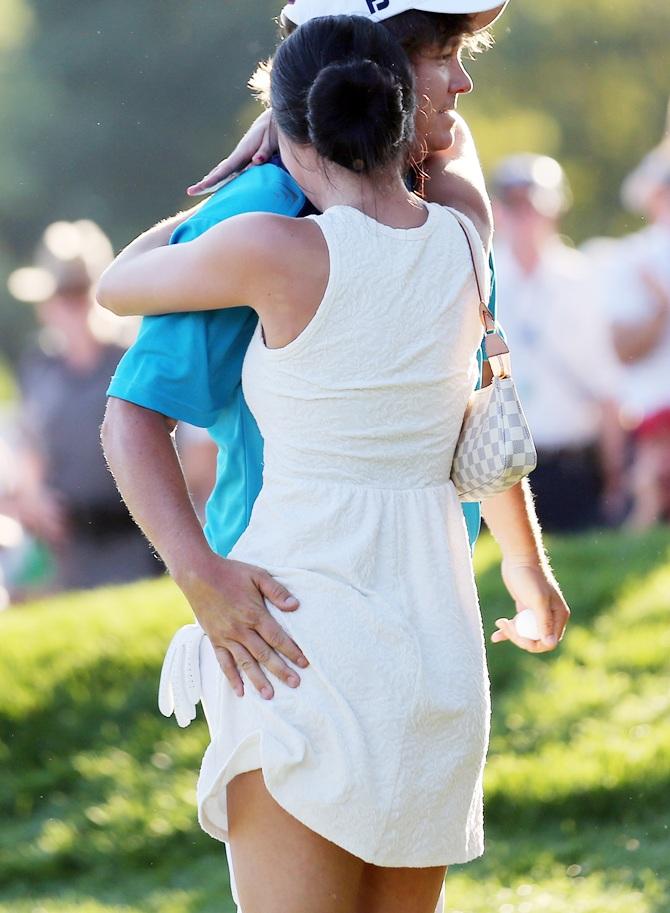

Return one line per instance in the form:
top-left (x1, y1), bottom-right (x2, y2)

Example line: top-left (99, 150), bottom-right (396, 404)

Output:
top-left (464, 0), bottom-right (670, 242)
top-left (1, 0), bottom-right (669, 363)
top-left (0, 0), bottom-right (279, 361)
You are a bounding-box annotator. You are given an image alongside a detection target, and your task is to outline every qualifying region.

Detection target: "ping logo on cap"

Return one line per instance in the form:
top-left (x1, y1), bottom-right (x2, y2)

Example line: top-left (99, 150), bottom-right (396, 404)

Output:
top-left (365, 0), bottom-right (391, 12)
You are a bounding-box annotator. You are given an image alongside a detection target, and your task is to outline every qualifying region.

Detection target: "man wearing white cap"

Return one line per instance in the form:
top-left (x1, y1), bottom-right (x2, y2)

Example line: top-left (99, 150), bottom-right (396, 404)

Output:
top-left (103, 8), bottom-right (570, 909)
top-left (188, 1), bottom-right (507, 185)
top-left (606, 127), bottom-right (670, 527)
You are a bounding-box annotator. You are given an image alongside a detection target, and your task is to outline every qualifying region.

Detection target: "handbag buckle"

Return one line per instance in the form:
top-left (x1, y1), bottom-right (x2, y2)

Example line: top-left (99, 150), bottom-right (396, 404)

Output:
top-left (484, 331), bottom-right (511, 379)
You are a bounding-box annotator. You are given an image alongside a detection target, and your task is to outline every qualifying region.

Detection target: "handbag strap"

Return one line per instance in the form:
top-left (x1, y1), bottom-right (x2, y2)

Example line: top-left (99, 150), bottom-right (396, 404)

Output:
top-left (447, 207), bottom-right (511, 380)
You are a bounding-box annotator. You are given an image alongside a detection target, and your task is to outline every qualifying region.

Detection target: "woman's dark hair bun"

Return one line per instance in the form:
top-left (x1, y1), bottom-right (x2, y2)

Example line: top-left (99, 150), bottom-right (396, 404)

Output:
top-left (270, 16), bottom-right (415, 176)
top-left (307, 59), bottom-right (406, 173)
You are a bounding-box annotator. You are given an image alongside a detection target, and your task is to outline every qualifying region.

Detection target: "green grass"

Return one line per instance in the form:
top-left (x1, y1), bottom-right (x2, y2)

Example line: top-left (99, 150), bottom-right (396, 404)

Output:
top-left (1, 528), bottom-right (669, 913)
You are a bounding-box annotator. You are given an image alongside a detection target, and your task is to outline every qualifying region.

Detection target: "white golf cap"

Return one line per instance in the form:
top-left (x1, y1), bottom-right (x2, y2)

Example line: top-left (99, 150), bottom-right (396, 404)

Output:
top-left (282, 1), bottom-right (509, 32)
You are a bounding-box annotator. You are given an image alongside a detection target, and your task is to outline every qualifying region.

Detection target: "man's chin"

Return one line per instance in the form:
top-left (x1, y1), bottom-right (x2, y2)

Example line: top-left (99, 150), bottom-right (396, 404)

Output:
top-left (427, 128), bottom-right (456, 157)
top-left (412, 128), bottom-right (455, 164)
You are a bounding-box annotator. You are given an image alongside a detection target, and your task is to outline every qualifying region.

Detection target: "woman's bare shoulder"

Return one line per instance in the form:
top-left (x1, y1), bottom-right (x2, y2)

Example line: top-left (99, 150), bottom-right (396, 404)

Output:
top-left (218, 210), bottom-right (319, 242)
top-left (215, 211), bottom-right (326, 267)
top-left (211, 212), bottom-right (329, 323)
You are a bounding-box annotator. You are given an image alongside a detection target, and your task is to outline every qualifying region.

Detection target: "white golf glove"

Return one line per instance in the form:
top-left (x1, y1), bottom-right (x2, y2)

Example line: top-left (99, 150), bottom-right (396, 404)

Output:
top-left (158, 623), bottom-right (207, 728)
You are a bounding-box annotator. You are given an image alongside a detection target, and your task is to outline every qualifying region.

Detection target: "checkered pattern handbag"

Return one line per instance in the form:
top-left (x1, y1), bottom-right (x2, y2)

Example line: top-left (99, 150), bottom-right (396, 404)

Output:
top-left (450, 212), bottom-right (537, 502)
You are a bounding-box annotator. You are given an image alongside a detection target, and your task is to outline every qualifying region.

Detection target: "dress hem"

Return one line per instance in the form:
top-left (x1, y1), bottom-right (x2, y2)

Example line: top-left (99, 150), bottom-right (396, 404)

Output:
top-left (198, 730), bottom-right (485, 869)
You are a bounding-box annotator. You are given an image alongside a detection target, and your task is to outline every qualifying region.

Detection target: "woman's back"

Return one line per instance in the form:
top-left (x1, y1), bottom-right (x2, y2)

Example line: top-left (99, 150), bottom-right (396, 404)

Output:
top-left (243, 202), bottom-right (483, 490)
top-left (206, 200), bottom-right (491, 867)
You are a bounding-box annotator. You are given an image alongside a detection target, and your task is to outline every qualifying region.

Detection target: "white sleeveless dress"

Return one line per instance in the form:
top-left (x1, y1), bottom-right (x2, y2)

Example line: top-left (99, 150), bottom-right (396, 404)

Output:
top-left (197, 202), bottom-right (491, 868)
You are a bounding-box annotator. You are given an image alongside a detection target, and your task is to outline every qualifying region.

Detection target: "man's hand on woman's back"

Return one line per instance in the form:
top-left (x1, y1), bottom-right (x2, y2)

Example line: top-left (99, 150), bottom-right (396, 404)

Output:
top-left (174, 553), bottom-right (309, 700)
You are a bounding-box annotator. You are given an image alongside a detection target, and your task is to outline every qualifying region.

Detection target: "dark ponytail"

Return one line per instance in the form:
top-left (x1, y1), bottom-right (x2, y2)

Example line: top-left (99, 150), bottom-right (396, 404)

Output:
top-left (271, 16), bottom-right (415, 174)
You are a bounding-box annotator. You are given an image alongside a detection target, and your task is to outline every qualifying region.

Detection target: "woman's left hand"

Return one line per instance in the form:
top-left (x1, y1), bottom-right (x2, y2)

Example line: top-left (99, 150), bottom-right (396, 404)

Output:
top-left (187, 109), bottom-right (278, 197)
top-left (491, 558), bottom-right (570, 653)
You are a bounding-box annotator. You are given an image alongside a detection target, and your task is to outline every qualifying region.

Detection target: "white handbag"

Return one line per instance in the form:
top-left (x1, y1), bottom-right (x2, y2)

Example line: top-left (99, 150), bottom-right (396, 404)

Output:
top-left (449, 212), bottom-right (537, 502)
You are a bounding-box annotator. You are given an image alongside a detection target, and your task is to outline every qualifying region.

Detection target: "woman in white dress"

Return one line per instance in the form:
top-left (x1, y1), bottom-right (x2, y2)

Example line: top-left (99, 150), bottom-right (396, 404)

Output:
top-left (98, 14), bottom-right (556, 913)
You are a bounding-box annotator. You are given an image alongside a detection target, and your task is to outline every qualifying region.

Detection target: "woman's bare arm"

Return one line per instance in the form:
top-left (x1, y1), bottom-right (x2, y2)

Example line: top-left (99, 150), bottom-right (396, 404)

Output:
top-left (97, 212), bottom-right (290, 317)
top-left (482, 480), bottom-right (571, 653)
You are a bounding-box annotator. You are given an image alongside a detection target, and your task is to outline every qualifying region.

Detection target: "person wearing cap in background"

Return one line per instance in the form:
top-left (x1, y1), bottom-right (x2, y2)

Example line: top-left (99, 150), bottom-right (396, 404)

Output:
top-left (492, 154), bottom-right (626, 533)
top-left (605, 122), bottom-right (670, 528)
top-left (6, 221), bottom-right (162, 592)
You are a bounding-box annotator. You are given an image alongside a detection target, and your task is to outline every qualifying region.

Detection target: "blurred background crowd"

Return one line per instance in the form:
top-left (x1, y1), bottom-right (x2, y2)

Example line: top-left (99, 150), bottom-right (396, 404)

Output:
top-left (0, 0), bottom-right (669, 609)
top-left (0, 218), bottom-right (218, 602)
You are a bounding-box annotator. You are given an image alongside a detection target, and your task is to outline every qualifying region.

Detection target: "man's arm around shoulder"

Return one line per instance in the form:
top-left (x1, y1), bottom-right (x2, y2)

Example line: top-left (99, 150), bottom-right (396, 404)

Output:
top-left (101, 397), bottom-right (309, 700)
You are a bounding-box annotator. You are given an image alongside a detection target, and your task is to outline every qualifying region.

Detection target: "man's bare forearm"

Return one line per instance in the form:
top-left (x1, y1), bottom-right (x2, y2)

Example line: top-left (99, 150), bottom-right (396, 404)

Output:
top-left (100, 397), bottom-right (212, 584)
top-left (421, 114), bottom-right (493, 250)
top-left (101, 397), bottom-right (307, 696)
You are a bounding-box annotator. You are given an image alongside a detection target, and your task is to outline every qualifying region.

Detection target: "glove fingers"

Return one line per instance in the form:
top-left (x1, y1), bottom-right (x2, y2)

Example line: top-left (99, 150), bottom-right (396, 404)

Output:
top-left (159, 624), bottom-right (205, 727)
top-left (183, 628), bottom-right (204, 705)
top-left (172, 644), bottom-right (197, 728)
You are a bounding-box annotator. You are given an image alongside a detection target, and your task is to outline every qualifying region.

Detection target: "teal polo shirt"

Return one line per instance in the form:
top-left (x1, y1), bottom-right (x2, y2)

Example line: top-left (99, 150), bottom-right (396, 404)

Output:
top-left (108, 161), bottom-right (498, 556)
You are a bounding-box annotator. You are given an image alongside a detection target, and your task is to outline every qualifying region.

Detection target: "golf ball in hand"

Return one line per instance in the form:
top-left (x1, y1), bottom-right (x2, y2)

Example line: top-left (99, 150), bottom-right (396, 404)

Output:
top-left (514, 608), bottom-right (541, 641)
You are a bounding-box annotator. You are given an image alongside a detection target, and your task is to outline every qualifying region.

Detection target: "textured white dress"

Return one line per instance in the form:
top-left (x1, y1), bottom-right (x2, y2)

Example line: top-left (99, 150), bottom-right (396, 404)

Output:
top-left (196, 202), bottom-right (491, 868)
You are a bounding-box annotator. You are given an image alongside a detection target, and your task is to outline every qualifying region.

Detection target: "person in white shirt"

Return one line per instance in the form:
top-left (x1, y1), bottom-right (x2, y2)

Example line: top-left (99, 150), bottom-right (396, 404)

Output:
top-left (491, 154), bottom-right (625, 532)
top-left (608, 134), bottom-right (670, 528)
